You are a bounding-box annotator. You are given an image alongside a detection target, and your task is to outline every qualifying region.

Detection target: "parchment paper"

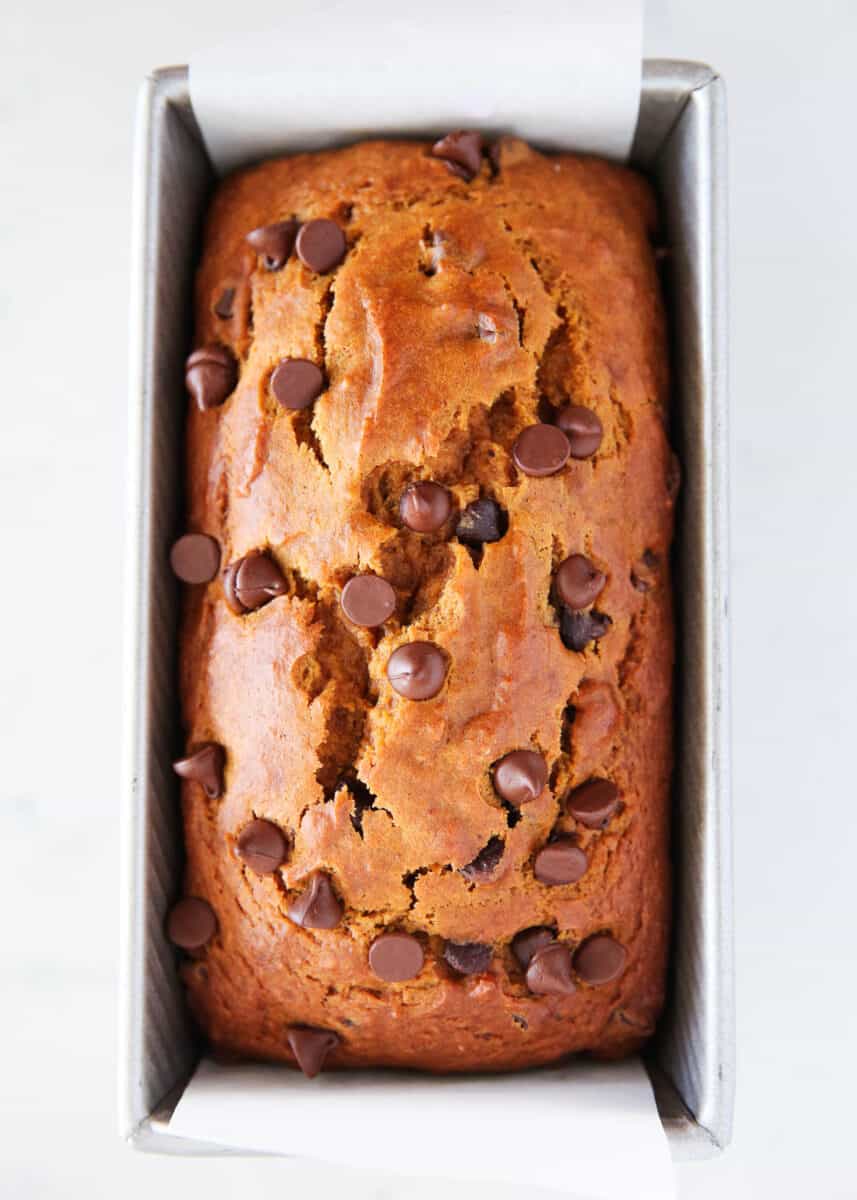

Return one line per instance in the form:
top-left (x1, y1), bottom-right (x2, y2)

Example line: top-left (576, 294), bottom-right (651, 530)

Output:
top-left (189, 0), bottom-right (643, 172)
top-left (170, 1056), bottom-right (675, 1197)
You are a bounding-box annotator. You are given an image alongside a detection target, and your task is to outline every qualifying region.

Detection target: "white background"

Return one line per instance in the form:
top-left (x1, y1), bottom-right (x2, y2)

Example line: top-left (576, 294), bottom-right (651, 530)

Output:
top-left (2, 1), bottom-right (856, 1196)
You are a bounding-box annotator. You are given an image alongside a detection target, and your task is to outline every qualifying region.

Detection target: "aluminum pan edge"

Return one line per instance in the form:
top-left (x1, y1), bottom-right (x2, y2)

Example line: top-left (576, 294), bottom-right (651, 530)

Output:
top-left (120, 59), bottom-right (733, 1161)
top-left (647, 65), bottom-right (733, 1154)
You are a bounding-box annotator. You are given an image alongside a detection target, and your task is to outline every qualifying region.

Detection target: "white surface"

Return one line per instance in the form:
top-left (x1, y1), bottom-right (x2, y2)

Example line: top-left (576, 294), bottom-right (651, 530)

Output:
top-left (190, 0), bottom-right (642, 168)
top-left (171, 1058), bottom-right (674, 1198)
top-left (1, 1), bottom-right (856, 1198)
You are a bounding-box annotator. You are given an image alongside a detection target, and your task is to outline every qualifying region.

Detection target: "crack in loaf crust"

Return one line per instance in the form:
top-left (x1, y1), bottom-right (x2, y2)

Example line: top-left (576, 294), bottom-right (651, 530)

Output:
top-left (175, 136), bottom-right (675, 1073)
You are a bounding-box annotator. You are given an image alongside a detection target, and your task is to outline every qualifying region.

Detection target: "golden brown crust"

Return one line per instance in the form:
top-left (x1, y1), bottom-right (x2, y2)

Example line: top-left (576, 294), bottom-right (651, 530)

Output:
top-left (177, 137), bottom-right (674, 1072)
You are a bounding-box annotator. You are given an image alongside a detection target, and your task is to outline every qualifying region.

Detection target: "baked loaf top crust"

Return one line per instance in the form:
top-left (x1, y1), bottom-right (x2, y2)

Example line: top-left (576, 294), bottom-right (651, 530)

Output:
top-left (171, 135), bottom-right (675, 1075)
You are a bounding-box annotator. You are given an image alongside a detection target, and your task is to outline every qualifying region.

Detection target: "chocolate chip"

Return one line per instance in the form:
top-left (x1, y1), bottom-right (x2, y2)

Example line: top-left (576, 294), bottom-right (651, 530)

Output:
top-left (288, 872), bottom-right (343, 929)
top-left (185, 345), bottom-right (237, 412)
top-left (431, 130), bottom-right (484, 181)
top-left (533, 838), bottom-right (588, 886)
top-left (369, 931), bottom-right (424, 981)
top-left (235, 819), bottom-right (288, 874)
top-left (573, 934), bottom-right (627, 984)
top-left (170, 533), bottom-right (221, 584)
top-left (493, 749), bottom-right (548, 806)
top-left (270, 358), bottom-right (325, 411)
top-left (631, 550), bottom-right (660, 592)
top-left (223, 552), bottom-right (288, 614)
top-left (560, 608), bottom-right (612, 651)
top-left (512, 423), bottom-right (570, 477)
top-left (166, 897), bottom-right (217, 950)
top-left (525, 942), bottom-right (576, 996)
top-left (455, 498), bottom-right (507, 546)
top-left (460, 836), bottom-right (505, 881)
top-left (246, 220), bottom-right (299, 270)
top-left (213, 287), bottom-right (235, 319)
top-left (295, 219), bottom-right (347, 273)
top-left (399, 482), bottom-right (452, 533)
top-left (340, 574), bottom-right (396, 628)
top-left (172, 743), bottom-right (225, 799)
top-left (511, 926), bottom-right (555, 968)
top-left (286, 1025), bottom-right (339, 1078)
top-left (555, 405), bottom-right (603, 458)
top-left (566, 778), bottom-right (620, 828)
top-left (386, 642), bottom-right (447, 701)
top-left (443, 941), bottom-right (493, 975)
top-left (555, 554), bottom-right (606, 610)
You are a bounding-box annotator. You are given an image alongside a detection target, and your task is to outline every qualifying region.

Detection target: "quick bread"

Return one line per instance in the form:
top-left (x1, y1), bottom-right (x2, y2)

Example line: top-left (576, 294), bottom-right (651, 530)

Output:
top-left (167, 132), bottom-right (676, 1076)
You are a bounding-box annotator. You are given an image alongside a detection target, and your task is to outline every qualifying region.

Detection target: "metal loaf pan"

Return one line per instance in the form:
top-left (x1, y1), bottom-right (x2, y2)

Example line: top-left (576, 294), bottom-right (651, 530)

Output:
top-left (121, 58), bottom-right (732, 1158)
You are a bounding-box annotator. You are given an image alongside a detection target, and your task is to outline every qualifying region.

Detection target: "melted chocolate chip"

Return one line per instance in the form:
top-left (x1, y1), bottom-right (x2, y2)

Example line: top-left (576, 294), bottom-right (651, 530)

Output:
top-left (571, 680), bottom-right (619, 749)
top-left (172, 743), bottom-right (225, 799)
top-left (631, 549), bottom-right (660, 592)
top-left (170, 533), bottom-right (221, 584)
top-left (493, 749), bottom-right (548, 806)
top-left (235, 819), bottom-right (288, 874)
top-left (566, 778), bottom-right (620, 829)
top-left (270, 358), bottom-right (325, 410)
top-left (295, 219), bottom-right (347, 273)
top-left (166, 897), bottom-right (217, 950)
top-left (533, 838), bottom-right (588, 886)
top-left (340, 574), bottom-right (397, 628)
top-left (431, 130), bottom-right (484, 181)
top-left (213, 287), bottom-right (235, 319)
top-left (246, 220), bottom-right (299, 270)
top-left (399, 482), bottom-right (452, 533)
top-left (386, 642), bottom-right (447, 701)
top-left (185, 345), bottom-right (237, 412)
top-left (369, 932), bottom-right (425, 981)
top-left (555, 554), bottom-right (606, 610)
top-left (573, 934), bottom-right (627, 984)
top-left (223, 552), bottom-right (288, 614)
top-left (460, 836), bottom-right (505, 881)
top-left (560, 608), bottom-right (612, 651)
top-left (443, 941), bottom-right (493, 975)
top-left (512, 423), bottom-right (570, 477)
top-left (525, 942), bottom-right (576, 996)
top-left (455, 498), bottom-right (508, 546)
top-left (288, 872), bottom-right (343, 929)
top-left (511, 926), bottom-right (555, 968)
top-left (286, 1025), bottom-right (339, 1077)
top-left (555, 405), bottom-right (603, 459)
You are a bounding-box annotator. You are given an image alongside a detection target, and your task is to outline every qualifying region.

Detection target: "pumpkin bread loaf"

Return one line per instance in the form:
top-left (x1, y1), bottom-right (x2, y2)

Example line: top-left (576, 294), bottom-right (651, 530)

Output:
top-left (167, 133), bottom-right (675, 1077)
